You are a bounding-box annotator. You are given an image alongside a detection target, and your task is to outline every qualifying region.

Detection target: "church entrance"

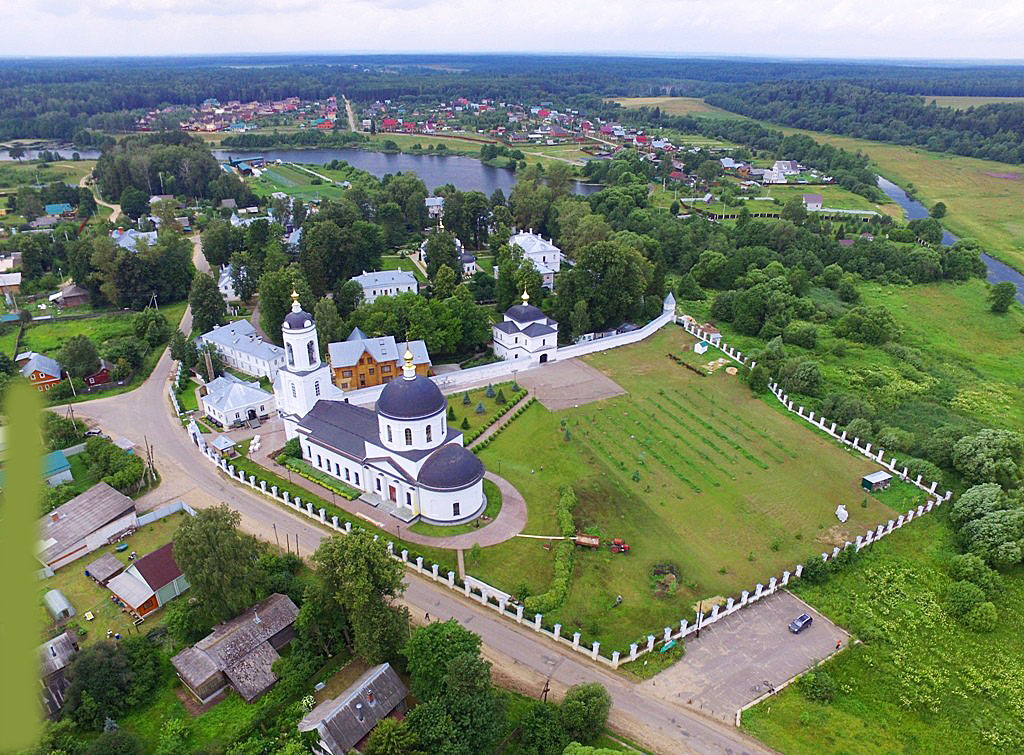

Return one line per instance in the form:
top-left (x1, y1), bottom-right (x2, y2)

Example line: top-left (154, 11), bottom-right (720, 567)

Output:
top-left (247, 408), bottom-right (257, 420)
top-left (539, 353), bottom-right (548, 363)
top-left (388, 485), bottom-right (397, 502)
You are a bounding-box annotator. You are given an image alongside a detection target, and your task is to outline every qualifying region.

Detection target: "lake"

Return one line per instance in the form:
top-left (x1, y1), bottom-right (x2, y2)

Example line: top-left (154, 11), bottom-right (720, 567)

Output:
top-left (211, 148), bottom-right (601, 196)
top-left (876, 176), bottom-right (1024, 304)
top-left (0, 148), bottom-right (101, 161)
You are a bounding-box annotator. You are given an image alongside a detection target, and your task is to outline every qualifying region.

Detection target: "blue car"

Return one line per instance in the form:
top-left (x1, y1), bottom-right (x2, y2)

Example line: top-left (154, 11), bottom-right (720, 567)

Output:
top-left (788, 613), bottom-right (813, 633)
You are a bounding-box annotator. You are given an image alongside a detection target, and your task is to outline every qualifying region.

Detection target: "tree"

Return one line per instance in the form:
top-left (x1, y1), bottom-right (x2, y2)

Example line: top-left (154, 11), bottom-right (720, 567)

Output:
top-left (833, 306), bottom-right (897, 345)
top-left (946, 579), bottom-right (986, 617)
top-left (333, 278), bottom-right (364, 319)
top-left (118, 187), bottom-right (149, 220)
top-left (989, 282), bottom-right (1016, 313)
top-left (313, 297), bottom-right (344, 355)
top-left (168, 330), bottom-right (198, 370)
top-left (559, 683), bottom-right (611, 745)
top-left (86, 729), bottom-right (144, 755)
top-left (952, 430), bottom-right (1024, 489)
top-left (365, 717), bottom-right (422, 755)
top-left (259, 269), bottom-right (294, 344)
top-left (433, 264), bottom-right (457, 299)
top-left (555, 239), bottom-right (652, 331)
top-left (404, 699), bottom-right (459, 755)
top-left (188, 273), bottom-right (226, 335)
top-left (9, 145), bottom-right (25, 161)
top-left (930, 201), bottom-right (947, 218)
top-left (403, 620), bottom-right (482, 702)
top-left (569, 299), bottom-right (590, 340)
top-left (518, 702), bottom-right (568, 755)
top-left (425, 231), bottom-right (460, 280)
top-left (960, 508), bottom-right (1024, 568)
top-left (173, 505), bottom-right (267, 623)
top-left (949, 483), bottom-right (1011, 529)
top-left (562, 745), bottom-right (619, 755)
top-left (64, 637), bottom-right (160, 730)
top-left (201, 221), bottom-right (243, 268)
top-left (696, 159), bottom-right (721, 185)
top-left (949, 553), bottom-right (1002, 596)
top-left (60, 334), bottom-right (100, 378)
top-left (780, 197), bottom-right (808, 225)
top-left (312, 531), bottom-right (408, 664)
top-left (133, 308), bottom-right (170, 347)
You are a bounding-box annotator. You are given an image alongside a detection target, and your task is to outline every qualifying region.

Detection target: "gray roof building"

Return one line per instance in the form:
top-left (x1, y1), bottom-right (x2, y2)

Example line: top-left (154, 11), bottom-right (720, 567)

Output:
top-left (37, 483), bottom-right (137, 569)
top-left (327, 330), bottom-right (430, 370)
top-left (43, 589), bottom-right (75, 621)
top-left (201, 320), bottom-right (284, 364)
top-left (39, 631), bottom-right (79, 717)
top-left (350, 270), bottom-right (419, 304)
top-left (19, 351), bottom-right (61, 381)
top-left (110, 228), bottom-right (158, 251)
top-left (298, 663), bottom-right (409, 754)
top-left (84, 552), bottom-right (126, 585)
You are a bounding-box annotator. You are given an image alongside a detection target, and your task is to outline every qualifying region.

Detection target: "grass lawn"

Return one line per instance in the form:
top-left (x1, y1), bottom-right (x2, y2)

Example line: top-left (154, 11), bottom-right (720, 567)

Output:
top-left (611, 96), bottom-right (748, 120)
top-left (380, 254), bottom-right (426, 283)
top-left (742, 507), bottom-right (1024, 754)
top-left (756, 183), bottom-right (895, 216)
top-left (225, 366), bottom-right (272, 392)
top-left (40, 511), bottom-right (190, 647)
top-left (0, 159), bottom-right (96, 189)
top-left (366, 131), bottom-right (495, 156)
top-left (447, 380), bottom-right (523, 437)
top-left (408, 478), bottom-right (502, 536)
top-left (923, 95), bottom-right (1024, 109)
top-left (176, 379), bottom-right (199, 411)
top-left (472, 327), bottom-right (894, 652)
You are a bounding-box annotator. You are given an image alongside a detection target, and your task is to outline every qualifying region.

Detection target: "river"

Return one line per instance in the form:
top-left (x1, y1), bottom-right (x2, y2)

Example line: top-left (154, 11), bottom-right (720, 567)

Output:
top-left (876, 176), bottom-right (1024, 304)
top-left (0, 148), bottom-right (101, 161)
top-left (211, 148), bottom-right (600, 196)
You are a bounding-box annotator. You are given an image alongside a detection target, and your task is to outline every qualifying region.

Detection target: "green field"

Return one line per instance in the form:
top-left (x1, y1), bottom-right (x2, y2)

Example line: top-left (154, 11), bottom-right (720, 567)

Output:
top-left (40, 511), bottom-right (190, 647)
top-left (0, 159), bottom-right (96, 189)
top-left (754, 182), bottom-right (897, 217)
top-left (448, 380), bottom-right (522, 437)
top-left (380, 254), bottom-right (426, 283)
top-left (611, 96), bottom-right (747, 120)
top-left (742, 508), bottom-right (1024, 754)
top-left (472, 327), bottom-right (893, 651)
top-left (924, 95), bottom-right (1024, 109)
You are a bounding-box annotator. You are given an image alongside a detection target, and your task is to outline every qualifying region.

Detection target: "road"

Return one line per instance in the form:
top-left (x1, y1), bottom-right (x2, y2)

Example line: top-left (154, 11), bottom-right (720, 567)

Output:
top-left (69, 242), bottom-right (767, 754)
top-left (78, 172), bottom-right (121, 223)
top-left (343, 95), bottom-right (357, 132)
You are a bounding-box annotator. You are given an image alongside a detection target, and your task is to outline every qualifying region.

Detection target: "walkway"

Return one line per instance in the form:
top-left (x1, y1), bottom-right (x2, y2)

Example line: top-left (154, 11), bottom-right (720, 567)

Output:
top-left (79, 172), bottom-right (120, 223)
top-left (467, 391), bottom-right (533, 449)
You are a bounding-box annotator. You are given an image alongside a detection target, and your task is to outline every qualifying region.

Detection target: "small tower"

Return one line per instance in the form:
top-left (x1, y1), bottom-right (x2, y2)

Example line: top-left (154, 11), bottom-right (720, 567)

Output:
top-left (275, 290), bottom-right (334, 439)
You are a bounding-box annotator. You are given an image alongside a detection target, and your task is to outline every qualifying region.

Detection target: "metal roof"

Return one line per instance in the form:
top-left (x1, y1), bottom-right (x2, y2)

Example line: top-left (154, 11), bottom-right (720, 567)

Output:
top-left (107, 570), bottom-right (154, 609)
top-left (84, 552), bottom-right (125, 585)
top-left (39, 631), bottom-right (78, 677)
top-left (327, 334), bottom-right (430, 369)
top-left (863, 470), bottom-right (893, 483)
top-left (20, 352), bottom-right (61, 380)
top-left (376, 374), bottom-right (446, 421)
top-left (201, 320), bottom-right (283, 363)
top-left (37, 483), bottom-right (136, 565)
top-left (132, 542), bottom-right (183, 590)
top-left (43, 589), bottom-right (74, 619)
top-left (203, 374), bottom-right (273, 415)
top-left (351, 270), bottom-right (418, 291)
top-left (417, 444), bottom-right (485, 491)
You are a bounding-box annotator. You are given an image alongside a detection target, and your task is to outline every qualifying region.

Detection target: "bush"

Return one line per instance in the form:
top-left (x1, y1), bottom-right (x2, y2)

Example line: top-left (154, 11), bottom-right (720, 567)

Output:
top-left (945, 579), bottom-right (985, 617)
top-left (965, 601), bottom-right (998, 632)
top-left (949, 553), bottom-right (1002, 597)
top-left (798, 671), bottom-right (837, 703)
top-left (524, 540), bottom-right (575, 615)
top-left (800, 556), bottom-right (830, 585)
top-left (782, 322), bottom-right (818, 350)
top-left (560, 683), bottom-right (611, 745)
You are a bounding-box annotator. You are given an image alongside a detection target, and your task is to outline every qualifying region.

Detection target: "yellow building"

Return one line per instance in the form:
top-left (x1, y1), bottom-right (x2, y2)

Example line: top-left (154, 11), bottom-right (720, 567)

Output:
top-left (327, 328), bottom-right (431, 391)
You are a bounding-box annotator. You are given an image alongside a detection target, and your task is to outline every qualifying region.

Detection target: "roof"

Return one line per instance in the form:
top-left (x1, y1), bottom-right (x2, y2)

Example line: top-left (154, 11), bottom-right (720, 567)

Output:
top-left (425, 196), bottom-right (445, 207)
top-left (377, 374), bottom-right (446, 421)
top-left (44, 203), bottom-right (73, 215)
top-left (327, 333), bottom-right (430, 368)
top-left (509, 230), bottom-right (560, 257)
top-left (171, 593), bottom-right (299, 701)
top-left (43, 589), bottom-right (74, 618)
top-left (58, 284), bottom-right (89, 300)
top-left (203, 374), bottom-right (273, 414)
top-left (284, 307), bottom-right (313, 330)
top-left (210, 434), bottom-right (236, 451)
top-left (863, 470), bottom-right (893, 483)
top-left (202, 320), bottom-right (283, 363)
top-left (504, 303), bottom-right (546, 324)
top-left (803, 193), bottom-right (823, 203)
top-left (298, 664), bottom-right (408, 753)
top-left (43, 449), bottom-right (70, 477)
top-left (20, 352), bottom-right (61, 380)
top-left (85, 552), bottom-right (125, 584)
top-left (132, 542), bottom-right (183, 590)
top-left (417, 444), bottom-right (485, 491)
top-left (37, 483), bottom-right (136, 565)
top-left (521, 322), bottom-right (556, 338)
top-left (107, 570), bottom-right (155, 609)
top-left (39, 631), bottom-right (78, 678)
top-left (110, 228), bottom-right (158, 251)
top-left (351, 270), bottom-right (418, 291)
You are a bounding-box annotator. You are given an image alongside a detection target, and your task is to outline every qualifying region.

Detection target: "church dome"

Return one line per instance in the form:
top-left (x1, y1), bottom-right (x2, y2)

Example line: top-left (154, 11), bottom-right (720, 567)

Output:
top-left (417, 444), bottom-right (484, 491)
top-left (377, 374), bottom-right (446, 420)
top-left (282, 290), bottom-right (313, 329)
top-left (504, 289), bottom-right (545, 323)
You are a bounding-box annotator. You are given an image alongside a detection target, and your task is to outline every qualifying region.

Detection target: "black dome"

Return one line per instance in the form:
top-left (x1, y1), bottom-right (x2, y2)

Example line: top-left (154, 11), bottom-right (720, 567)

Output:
top-left (284, 309), bottom-right (313, 329)
top-left (505, 303), bottom-right (545, 323)
top-left (417, 444), bottom-right (484, 491)
top-left (376, 375), bottom-right (446, 420)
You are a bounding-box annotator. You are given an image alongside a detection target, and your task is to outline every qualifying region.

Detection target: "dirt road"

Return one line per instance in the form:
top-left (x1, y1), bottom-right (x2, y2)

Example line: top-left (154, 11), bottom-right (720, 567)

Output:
top-left (78, 172), bottom-right (121, 223)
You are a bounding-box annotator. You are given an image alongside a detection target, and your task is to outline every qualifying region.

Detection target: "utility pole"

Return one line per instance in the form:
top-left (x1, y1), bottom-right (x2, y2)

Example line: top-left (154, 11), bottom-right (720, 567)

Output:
top-left (273, 522), bottom-right (281, 551)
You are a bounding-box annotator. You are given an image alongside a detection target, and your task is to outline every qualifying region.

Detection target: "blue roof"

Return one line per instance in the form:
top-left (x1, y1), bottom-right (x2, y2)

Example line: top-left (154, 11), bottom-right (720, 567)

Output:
top-left (44, 203), bottom-right (73, 215)
top-left (43, 449), bottom-right (70, 476)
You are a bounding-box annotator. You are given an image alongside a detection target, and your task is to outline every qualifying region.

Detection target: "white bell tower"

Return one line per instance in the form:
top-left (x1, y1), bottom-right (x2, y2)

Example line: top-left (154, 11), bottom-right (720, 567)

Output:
top-left (275, 291), bottom-right (334, 439)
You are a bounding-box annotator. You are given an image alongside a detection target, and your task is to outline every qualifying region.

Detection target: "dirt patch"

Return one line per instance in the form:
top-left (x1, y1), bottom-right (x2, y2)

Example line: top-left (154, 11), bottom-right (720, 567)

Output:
top-left (817, 524), bottom-right (855, 548)
top-left (176, 685), bottom-right (225, 716)
top-left (519, 359), bottom-right (625, 411)
top-left (651, 562), bottom-right (680, 599)
top-left (692, 596), bottom-right (727, 613)
top-left (984, 171), bottom-right (1022, 180)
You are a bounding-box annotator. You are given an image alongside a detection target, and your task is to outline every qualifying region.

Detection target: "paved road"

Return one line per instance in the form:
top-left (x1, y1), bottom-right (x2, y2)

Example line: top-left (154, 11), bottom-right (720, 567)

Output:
top-left (68, 246), bottom-right (767, 754)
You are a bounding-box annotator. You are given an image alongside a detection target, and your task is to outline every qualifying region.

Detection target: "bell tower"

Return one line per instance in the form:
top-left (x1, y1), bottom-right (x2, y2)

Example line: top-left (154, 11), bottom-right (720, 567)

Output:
top-left (275, 291), bottom-right (333, 439)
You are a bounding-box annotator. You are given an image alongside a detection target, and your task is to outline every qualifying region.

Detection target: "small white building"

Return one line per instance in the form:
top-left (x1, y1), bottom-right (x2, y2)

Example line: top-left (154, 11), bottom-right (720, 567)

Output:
top-left (492, 291), bottom-right (558, 365)
top-left (200, 320), bottom-right (285, 380)
top-left (201, 373), bottom-right (275, 428)
top-left (218, 265), bottom-right (238, 301)
top-left (509, 230), bottom-right (562, 289)
top-left (459, 253), bottom-right (477, 277)
top-left (802, 193), bottom-right (823, 212)
top-left (425, 196), bottom-right (445, 220)
top-left (773, 160), bottom-right (801, 175)
top-left (110, 228), bottom-right (158, 252)
top-left (350, 270), bottom-right (418, 304)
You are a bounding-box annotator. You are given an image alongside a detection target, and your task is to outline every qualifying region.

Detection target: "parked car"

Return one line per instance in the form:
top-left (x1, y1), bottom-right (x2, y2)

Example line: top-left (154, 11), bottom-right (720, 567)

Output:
top-left (85, 429), bottom-right (108, 439)
top-left (788, 613), bottom-right (813, 633)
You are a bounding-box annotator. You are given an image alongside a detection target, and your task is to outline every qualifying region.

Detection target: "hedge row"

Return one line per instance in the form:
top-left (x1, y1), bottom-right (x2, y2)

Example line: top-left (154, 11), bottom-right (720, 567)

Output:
top-left (523, 486), bottom-right (579, 615)
top-left (471, 397), bottom-right (536, 453)
top-left (279, 455), bottom-right (362, 500)
top-left (463, 388), bottom-right (529, 444)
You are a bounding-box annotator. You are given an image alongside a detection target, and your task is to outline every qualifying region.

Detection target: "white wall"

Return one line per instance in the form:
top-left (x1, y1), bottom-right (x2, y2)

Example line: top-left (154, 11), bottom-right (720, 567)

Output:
top-left (419, 481), bottom-right (485, 524)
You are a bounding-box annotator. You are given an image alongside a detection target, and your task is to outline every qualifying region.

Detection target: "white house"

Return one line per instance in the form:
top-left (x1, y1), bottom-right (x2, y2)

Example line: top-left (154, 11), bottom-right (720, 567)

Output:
top-left (350, 270), bottom-right (418, 304)
top-left (200, 320), bottom-right (285, 380)
top-left (802, 193), bottom-right (823, 212)
top-left (274, 296), bottom-right (485, 525)
top-left (773, 160), bottom-right (801, 176)
top-left (425, 196), bottom-right (445, 220)
top-left (218, 265), bottom-right (238, 301)
top-left (201, 373), bottom-right (275, 428)
top-left (110, 228), bottom-right (158, 251)
top-left (761, 169), bottom-right (787, 185)
top-left (459, 253), bottom-right (477, 277)
top-left (492, 290), bottom-right (558, 365)
top-left (509, 230), bottom-right (562, 289)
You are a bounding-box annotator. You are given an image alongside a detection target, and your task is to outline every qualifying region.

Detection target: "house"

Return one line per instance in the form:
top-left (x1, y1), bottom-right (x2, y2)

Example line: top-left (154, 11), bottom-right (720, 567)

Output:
top-left (328, 328), bottom-right (430, 391)
top-left (44, 203), bottom-right (74, 217)
top-left (773, 160), bottom-right (801, 175)
top-left (425, 196), bottom-right (445, 219)
top-left (84, 552), bottom-right (126, 585)
top-left (719, 157), bottom-right (737, 169)
top-left (201, 373), bottom-right (276, 428)
top-left (43, 589), bottom-right (75, 621)
top-left (39, 631), bottom-right (79, 717)
top-left (492, 290), bottom-right (558, 365)
top-left (110, 228), bottom-right (158, 251)
top-left (200, 320), bottom-right (286, 380)
top-left (298, 664), bottom-right (409, 755)
top-left (106, 542), bottom-right (190, 618)
top-left (43, 449), bottom-right (73, 486)
top-left (802, 193), bottom-right (823, 212)
top-left (219, 198), bottom-right (237, 210)
top-left (48, 284), bottom-right (90, 309)
top-left (171, 593), bottom-right (299, 704)
top-left (84, 358), bottom-right (114, 387)
top-left (509, 230), bottom-right (562, 289)
top-left (861, 470), bottom-right (892, 492)
top-left (218, 264), bottom-right (238, 301)
top-left (36, 482), bottom-right (138, 570)
top-left (350, 270), bottom-right (418, 304)
top-left (30, 215), bottom-right (61, 229)
top-left (460, 253), bottom-right (477, 277)
top-left (17, 351), bottom-right (62, 391)
top-left (0, 271), bottom-right (21, 306)
top-left (761, 169), bottom-right (787, 185)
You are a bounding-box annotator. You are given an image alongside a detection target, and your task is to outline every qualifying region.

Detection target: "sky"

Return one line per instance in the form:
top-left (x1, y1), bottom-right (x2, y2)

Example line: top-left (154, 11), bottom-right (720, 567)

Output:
top-left (8, 0), bottom-right (1024, 60)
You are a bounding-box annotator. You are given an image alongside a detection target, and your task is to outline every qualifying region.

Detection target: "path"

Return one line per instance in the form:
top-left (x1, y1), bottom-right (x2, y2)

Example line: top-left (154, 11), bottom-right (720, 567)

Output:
top-left (467, 391), bottom-right (533, 449)
top-left (287, 161), bottom-right (338, 185)
top-left (524, 150), bottom-right (586, 166)
top-left (343, 95), bottom-right (357, 132)
top-left (79, 172), bottom-right (120, 223)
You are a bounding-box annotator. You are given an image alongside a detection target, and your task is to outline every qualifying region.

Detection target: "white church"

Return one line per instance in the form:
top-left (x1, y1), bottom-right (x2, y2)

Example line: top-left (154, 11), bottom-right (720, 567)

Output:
top-left (273, 293), bottom-right (485, 525)
top-left (492, 290), bottom-right (558, 365)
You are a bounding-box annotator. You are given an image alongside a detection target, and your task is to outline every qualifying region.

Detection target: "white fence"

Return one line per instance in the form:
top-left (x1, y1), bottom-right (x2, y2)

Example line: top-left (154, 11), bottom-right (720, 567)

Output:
top-left (675, 318), bottom-right (756, 369)
top-left (557, 309), bottom-right (674, 360)
top-left (137, 499), bottom-right (197, 526)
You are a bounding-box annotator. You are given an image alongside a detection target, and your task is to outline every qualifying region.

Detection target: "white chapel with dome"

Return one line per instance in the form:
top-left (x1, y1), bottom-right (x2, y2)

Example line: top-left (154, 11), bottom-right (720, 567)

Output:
top-left (272, 292), bottom-right (485, 525)
top-left (492, 290), bottom-right (558, 365)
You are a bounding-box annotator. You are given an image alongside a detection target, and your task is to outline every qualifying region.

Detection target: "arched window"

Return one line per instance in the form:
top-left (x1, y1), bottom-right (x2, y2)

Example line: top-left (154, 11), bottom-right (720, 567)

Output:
top-left (291, 382), bottom-right (297, 398)
top-left (387, 426), bottom-right (393, 443)
top-left (405, 428), bottom-right (412, 446)
top-left (425, 425), bottom-right (432, 443)
top-left (286, 343), bottom-right (294, 366)
top-left (307, 340), bottom-right (316, 364)
top-left (314, 381), bottom-right (321, 397)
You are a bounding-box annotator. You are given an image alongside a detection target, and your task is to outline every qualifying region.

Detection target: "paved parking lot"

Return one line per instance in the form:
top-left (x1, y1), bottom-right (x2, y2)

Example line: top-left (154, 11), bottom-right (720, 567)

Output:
top-left (643, 590), bottom-right (848, 722)
top-left (519, 359), bottom-right (625, 410)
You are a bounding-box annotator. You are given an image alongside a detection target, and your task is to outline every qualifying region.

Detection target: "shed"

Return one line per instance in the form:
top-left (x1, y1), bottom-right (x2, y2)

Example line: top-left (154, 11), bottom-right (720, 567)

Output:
top-left (210, 434), bottom-right (237, 458)
top-left (861, 470), bottom-right (892, 492)
top-left (298, 663), bottom-right (409, 754)
top-left (43, 449), bottom-right (73, 486)
top-left (37, 482), bottom-right (137, 570)
top-left (84, 552), bottom-right (125, 585)
top-left (43, 589), bottom-right (75, 621)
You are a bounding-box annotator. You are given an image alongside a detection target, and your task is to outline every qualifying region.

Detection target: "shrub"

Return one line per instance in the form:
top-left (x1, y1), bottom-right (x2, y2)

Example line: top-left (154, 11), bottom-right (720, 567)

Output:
top-left (523, 541), bottom-right (574, 615)
top-left (475, 402), bottom-right (485, 414)
top-left (560, 683), bottom-right (612, 745)
top-left (496, 389), bottom-right (507, 405)
top-left (485, 383), bottom-right (496, 398)
top-left (798, 671), bottom-right (837, 703)
top-left (949, 553), bottom-right (1002, 597)
top-left (783, 322), bottom-right (818, 350)
top-left (945, 579), bottom-right (985, 617)
top-left (461, 416), bottom-right (470, 430)
top-left (800, 556), bottom-right (830, 585)
top-left (462, 391), bottom-right (471, 406)
top-left (965, 601), bottom-right (998, 632)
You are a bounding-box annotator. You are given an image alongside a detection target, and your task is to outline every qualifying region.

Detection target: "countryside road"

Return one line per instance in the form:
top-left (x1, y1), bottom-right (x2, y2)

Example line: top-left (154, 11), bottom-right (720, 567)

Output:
top-left (70, 246), bottom-right (768, 754)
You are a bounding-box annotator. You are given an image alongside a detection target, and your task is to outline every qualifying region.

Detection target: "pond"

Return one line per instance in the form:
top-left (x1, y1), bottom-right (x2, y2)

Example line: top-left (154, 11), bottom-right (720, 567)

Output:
top-left (876, 176), bottom-right (1024, 304)
top-left (0, 148), bottom-right (101, 161)
top-left (211, 147), bottom-right (601, 196)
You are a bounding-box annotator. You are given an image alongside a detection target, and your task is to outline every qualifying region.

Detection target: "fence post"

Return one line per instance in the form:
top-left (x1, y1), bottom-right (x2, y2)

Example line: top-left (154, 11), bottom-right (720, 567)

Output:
top-left (572, 632), bottom-right (581, 650)
top-left (515, 604), bottom-right (524, 623)
top-left (629, 643), bottom-right (638, 660)
top-left (534, 614), bottom-right (542, 631)
top-left (448, 571), bottom-right (455, 587)
top-left (591, 641), bottom-right (600, 660)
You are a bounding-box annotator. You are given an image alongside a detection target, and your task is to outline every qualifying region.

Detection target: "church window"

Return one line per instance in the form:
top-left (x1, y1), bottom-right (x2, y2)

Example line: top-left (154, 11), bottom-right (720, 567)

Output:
top-left (405, 428), bottom-right (412, 446)
top-left (453, 502), bottom-right (461, 517)
top-left (387, 426), bottom-right (393, 443)
top-left (287, 343), bottom-right (294, 366)
top-left (314, 381), bottom-right (321, 397)
top-left (291, 383), bottom-right (297, 398)
top-left (344, 468), bottom-right (350, 481)
top-left (406, 492), bottom-right (412, 506)
top-left (317, 455), bottom-right (322, 468)
top-left (354, 472), bottom-right (360, 485)
top-left (307, 340), bottom-right (316, 364)
top-left (426, 425), bottom-right (432, 443)
top-left (334, 462), bottom-right (340, 475)
top-left (376, 478), bottom-right (382, 491)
